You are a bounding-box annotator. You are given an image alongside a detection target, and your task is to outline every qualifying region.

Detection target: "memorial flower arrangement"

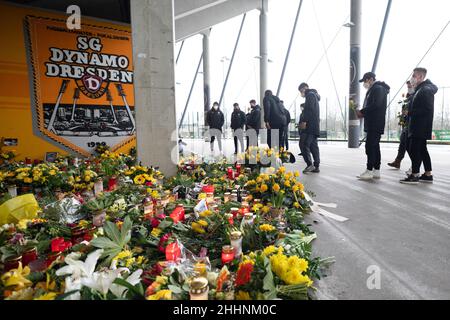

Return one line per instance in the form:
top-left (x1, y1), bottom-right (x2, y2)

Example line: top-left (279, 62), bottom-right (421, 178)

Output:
top-left (0, 148), bottom-right (331, 300)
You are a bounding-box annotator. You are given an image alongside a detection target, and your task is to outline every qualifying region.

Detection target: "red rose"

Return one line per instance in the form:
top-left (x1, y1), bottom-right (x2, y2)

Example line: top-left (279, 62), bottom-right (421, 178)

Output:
top-left (151, 218), bottom-right (160, 228)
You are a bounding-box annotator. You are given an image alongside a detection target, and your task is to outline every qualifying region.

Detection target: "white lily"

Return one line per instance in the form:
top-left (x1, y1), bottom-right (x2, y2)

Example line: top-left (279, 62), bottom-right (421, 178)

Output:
top-left (81, 268), bottom-right (127, 296)
top-left (63, 277), bottom-right (82, 300)
top-left (109, 269), bottom-right (143, 298)
top-left (56, 249), bottom-right (103, 280)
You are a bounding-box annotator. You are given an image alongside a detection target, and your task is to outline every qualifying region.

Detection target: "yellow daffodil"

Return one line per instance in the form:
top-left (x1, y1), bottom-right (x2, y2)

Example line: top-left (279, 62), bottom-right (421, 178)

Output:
top-left (284, 181), bottom-right (291, 188)
top-left (113, 250), bottom-right (133, 261)
top-left (198, 219), bottom-right (208, 227)
top-left (259, 224), bottom-right (276, 232)
top-left (263, 245), bottom-right (277, 256)
top-left (260, 184), bottom-right (268, 193)
top-left (17, 219), bottom-right (31, 230)
top-left (261, 206), bottom-right (270, 214)
top-left (146, 289), bottom-right (172, 300)
top-left (272, 183), bottom-right (280, 193)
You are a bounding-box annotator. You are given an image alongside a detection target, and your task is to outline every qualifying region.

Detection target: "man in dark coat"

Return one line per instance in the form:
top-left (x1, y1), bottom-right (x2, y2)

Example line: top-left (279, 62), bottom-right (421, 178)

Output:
top-left (356, 72), bottom-right (390, 180)
top-left (263, 90), bottom-right (286, 149)
top-left (230, 103), bottom-right (246, 154)
top-left (206, 101), bottom-right (224, 154)
top-left (246, 99), bottom-right (261, 149)
top-left (400, 67), bottom-right (438, 185)
top-left (298, 83), bottom-right (321, 173)
top-left (387, 81), bottom-right (414, 169)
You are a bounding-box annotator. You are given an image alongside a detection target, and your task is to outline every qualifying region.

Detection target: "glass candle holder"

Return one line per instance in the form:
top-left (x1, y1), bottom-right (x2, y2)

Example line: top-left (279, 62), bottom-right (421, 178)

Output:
top-left (143, 197), bottom-right (154, 217)
top-left (155, 205), bottom-right (164, 216)
top-left (22, 247), bottom-right (38, 266)
top-left (223, 192), bottom-right (231, 203)
top-left (235, 163), bottom-right (241, 175)
top-left (230, 231), bottom-right (243, 256)
top-left (189, 277), bottom-right (209, 300)
top-left (4, 255), bottom-right (22, 272)
top-left (94, 178), bottom-right (104, 196)
top-left (243, 213), bottom-right (254, 226)
top-left (194, 261), bottom-right (208, 277)
top-left (206, 192), bottom-right (214, 204)
top-left (108, 176), bottom-right (118, 191)
top-left (7, 185), bottom-right (17, 198)
top-left (221, 245), bottom-right (235, 265)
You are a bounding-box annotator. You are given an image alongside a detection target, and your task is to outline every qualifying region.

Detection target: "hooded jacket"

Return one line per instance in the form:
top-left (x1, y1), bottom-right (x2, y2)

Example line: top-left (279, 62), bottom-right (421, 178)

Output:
top-left (408, 79), bottom-right (438, 139)
top-left (230, 109), bottom-right (246, 130)
top-left (246, 105), bottom-right (261, 131)
top-left (206, 108), bottom-right (224, 131)
top-left (263, 94), bottom-right (286, 129)
top-left (302, 89), bottom-right (321, 136)
top-left (361, 81), bottom-right (390, 134)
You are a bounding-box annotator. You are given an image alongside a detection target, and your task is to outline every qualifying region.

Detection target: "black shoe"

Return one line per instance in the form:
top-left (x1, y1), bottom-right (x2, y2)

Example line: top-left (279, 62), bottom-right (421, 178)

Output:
top-left (419, 174), bottom-right (433, 183)
top-left (399, 175), bottom-right (419, 185)
top-left (312, 167), bottom-right (320, 173)
top-left (298, 153), bottom-right (303, 156)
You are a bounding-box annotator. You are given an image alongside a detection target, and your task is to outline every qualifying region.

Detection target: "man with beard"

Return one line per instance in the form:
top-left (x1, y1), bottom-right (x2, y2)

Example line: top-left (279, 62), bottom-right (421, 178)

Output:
top-left (245, 99), bottom-right (261, 149)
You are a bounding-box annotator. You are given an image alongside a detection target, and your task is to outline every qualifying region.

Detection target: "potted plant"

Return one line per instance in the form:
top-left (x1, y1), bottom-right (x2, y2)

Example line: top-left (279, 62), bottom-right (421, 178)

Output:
top-left (85, 194), bottom-right (114, 227)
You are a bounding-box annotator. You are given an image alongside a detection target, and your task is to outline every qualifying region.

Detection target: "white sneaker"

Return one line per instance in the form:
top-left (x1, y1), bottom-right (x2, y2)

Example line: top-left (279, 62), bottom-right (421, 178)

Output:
top-left (373, 170), bottom-right (381, 179)
top-left (303, 165), bottom-right (315, 174)
top-left (357, 170), bottom-right (374, 180)
top-left (405, 168), bottom-right (412, 176)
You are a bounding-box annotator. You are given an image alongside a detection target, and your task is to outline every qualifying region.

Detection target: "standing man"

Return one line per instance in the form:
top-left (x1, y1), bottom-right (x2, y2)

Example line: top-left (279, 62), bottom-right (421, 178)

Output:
top-left (387, 81), bottom-right (414, 169)
top-left (246, 99), bottom-right (261, 149)
top-left (206, 101), bottom-right (224, 155)
top-left (297, 103), bottom-right (305, 156)
top-left (298, 83), bottom-right (321, 173)
top-left (356, 72), bottom-right (390, 180)
top-left (263, 90), bottom-right (286, 149)
top-left (230, 102), bottom-right (246, 154)
top-left (400, 67), bottom-right (438, 184)
top-left (280, 100), bottom-right (291, 150)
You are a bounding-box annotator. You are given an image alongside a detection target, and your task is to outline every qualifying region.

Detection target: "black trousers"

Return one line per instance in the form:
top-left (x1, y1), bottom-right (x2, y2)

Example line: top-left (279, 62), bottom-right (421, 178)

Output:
top-left (283, 126), bottom-right (289, 150)
top-left (396, 130), bottom-right (410, 161)
top-left (300, 133), bottom-right (320, 167)
top-left (267, 127), bottom-right (285, 149)
top-left (409, 137), bottom-right (432, 174)
top-left (365, 132), bottom-right (381, 171)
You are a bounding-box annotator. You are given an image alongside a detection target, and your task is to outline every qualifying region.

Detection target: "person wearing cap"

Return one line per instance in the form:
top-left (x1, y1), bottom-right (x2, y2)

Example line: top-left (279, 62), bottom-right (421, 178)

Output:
top-left (298, 83), bottom-right (321, 173)
top-left (387, 81), bottom-right (414, 170)
top-left (356, 72), bottom-right (390, 180)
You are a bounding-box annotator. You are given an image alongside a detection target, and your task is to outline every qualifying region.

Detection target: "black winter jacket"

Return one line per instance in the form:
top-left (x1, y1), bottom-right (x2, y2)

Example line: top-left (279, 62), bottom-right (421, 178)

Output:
top-left (230, 110), bottom-right (246, 130)
top-left (408, 79), bottom-right (438, 139)
top-left (207, 109), bottom-right (224, 131)
top-left (263, 95), bottom-right (286, 129)
top-left (246, 105), bottom-right (261, 130)
top-left (361, 81), bottom-right (390, 134)
top-left (302, 89), bottom-right (321, 136)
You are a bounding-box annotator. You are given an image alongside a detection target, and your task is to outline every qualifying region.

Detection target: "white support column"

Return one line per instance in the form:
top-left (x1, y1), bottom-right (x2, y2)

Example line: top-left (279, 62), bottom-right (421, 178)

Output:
top-left (202, 29), bottom-right (211, 126)
top-left (259, 0), bottom-right (269, 129)
top-left (130, 0), bottom-right (178, 176)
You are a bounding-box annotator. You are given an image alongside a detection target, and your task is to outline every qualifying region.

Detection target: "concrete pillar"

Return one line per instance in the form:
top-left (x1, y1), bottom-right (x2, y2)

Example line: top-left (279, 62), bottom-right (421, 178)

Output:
top-left (202, 30), bottom-right (211, 126)
top-left (259, 0), bottom-right (269, 129)
top-left (130, 0), bottom-right (178, 176)
top-left (348, 0), bottom-right (361, 148)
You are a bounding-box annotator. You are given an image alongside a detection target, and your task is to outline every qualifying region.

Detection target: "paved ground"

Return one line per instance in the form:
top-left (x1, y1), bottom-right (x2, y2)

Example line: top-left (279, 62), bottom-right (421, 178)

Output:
top-left (184, 139), bottom-right (450, 300)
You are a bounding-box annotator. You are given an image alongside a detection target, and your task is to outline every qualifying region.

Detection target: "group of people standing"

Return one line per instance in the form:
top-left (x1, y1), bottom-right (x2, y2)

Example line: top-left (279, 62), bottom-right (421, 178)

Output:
top-left (356, 67), bottom-right (438, 184)
top-left (206, 84), bottom-right (322, 175)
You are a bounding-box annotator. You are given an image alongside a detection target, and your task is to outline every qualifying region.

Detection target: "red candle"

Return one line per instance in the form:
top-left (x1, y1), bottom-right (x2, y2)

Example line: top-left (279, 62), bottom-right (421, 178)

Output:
top-left (230, 208), bottom-right (239, 218)
top-left (165, 241), bottom-right (181, 262)
top-left (221, 245), bottom-right (235, 265)
top-left (22, 247), bottom-right (37, 266)
top-left (227, 167), bottom-right (235, 180)
top-left (108, 176), bottom-right (118, 191)
top-left (236, 163), bottom-right (241, 175)
top-left (169, 205), bottom-right (185, 224)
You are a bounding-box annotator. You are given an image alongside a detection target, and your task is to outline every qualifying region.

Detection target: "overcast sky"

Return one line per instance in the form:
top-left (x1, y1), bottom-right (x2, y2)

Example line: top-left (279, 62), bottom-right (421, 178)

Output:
top-left (174, 0), bottom-right (450, 125)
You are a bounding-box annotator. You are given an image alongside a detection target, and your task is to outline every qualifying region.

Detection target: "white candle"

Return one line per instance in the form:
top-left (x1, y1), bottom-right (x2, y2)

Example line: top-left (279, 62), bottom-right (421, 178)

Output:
top-left (230, 231), bottom-right (243, 256)
top-left (7, 185), bottom-right (17, 198)
top-left (189, 277), bottom-right (209, 300)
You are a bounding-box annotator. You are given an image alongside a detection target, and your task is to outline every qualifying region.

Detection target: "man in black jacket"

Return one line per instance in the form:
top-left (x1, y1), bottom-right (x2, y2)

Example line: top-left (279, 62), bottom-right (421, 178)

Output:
top-left (298, 83), bottom-right (321, 173)
top-left (206, 102), bottom-right (225, 154)
top-left (400, 67), bottom-right (438, 185)
top-left (246, 99), bottom-right (261, 149)
top-left (356, 72), bottom-right (390, 180)
top-left (263, 90), bottom-right (286, 149)
top-left (230, 103), bottom-right (246, 154)
top-left (387, 81), bottom-right (414, 169)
